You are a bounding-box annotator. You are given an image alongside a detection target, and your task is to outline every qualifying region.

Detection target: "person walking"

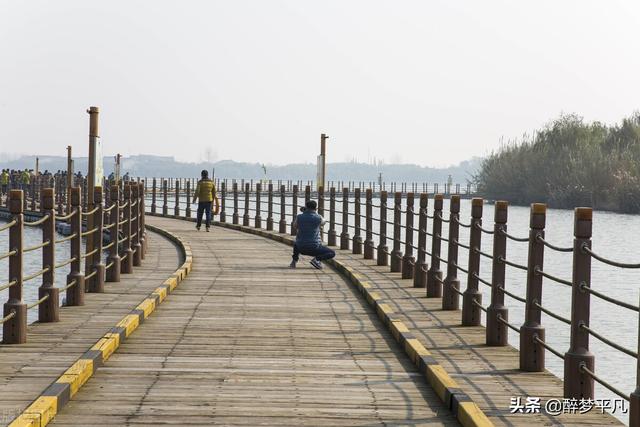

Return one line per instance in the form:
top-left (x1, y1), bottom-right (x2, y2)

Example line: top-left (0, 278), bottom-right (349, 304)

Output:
top-left (290, 200), bottom-right (335, 269)
top-left (192, 170), bottom-right (219, 231)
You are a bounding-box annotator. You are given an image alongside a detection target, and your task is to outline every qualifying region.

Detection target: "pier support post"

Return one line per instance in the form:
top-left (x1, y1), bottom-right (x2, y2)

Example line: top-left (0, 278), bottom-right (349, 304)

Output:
top-left (232, 182), bottom-right (239, 225)
top-left (185, 180), bottom-right (191, 218)
top-left (162, 180), bottom-right (168, 216)
top-left (402, 192), bottom-right (415, 279)
top-left (290, 185), bottom-right (298, 235)
top-left (486, 201), bottom-right (509, 346)
top-left (66, 187), bottom-right (85, 306)
top-left (364, 189), bottom-right (375, 260)
top-left (174, 179), bottom-right (180, 217)
top-left (390, 192), bottom-right (403, 272)
top-left (328, 188), bottom-right (337, 246)
top-left (151, 177), bottom-right (157, 214)
top-left (520, 203), bottom-right (546, 372)
top-left (219, 181), bottom-right (226, 223)
top-left (87, 186), bottom-right (105, 292)
top-left (266, 183), bottom-right (274, 231)
top-left (376, 191), bottom-right (389, 266)
top-left (563, 207), bottom-right (595, 398)
top-left (278, 185), bottom-right (286, 233)
top-left (3, 191), bottom-right (27, 343)
top-left (317, 186), bottom-right (324, 241)
top-left (38, 188), bottom-right (59, 322)
top-left (442, 195), bottom-right (461, 310)
top-left (121, 184), bottom-right (134, 274)
top-left (462, 198), bottom-right (483, 326)
top-left (352, 188), bottom-right (363, 254)
top-left (340, 188), bottom-right (350, 250)
top-left (106, 185), bottom-right (121, 282)
top-left (413, 193), bottom-right (428, 287)
top-left (131, 184), bottom-right (142, 267)
top-left (255, 183), bottom-right (262, 228)
top-left (426, 194), bottom-right (444, 297)
top-left (630, 300), bottom-right (640, 427)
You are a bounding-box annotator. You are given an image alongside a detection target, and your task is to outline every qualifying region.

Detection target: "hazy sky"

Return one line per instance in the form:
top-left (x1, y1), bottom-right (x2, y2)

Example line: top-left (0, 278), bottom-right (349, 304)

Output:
top-left (1, 1), bottom-right (639, 167)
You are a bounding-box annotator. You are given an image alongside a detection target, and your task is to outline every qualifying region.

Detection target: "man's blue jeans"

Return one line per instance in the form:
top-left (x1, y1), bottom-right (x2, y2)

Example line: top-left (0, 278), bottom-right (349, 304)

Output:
top-left (197, 201), bottom-right (212, 228)
top-left (292, 243), bottom-right (335, 262)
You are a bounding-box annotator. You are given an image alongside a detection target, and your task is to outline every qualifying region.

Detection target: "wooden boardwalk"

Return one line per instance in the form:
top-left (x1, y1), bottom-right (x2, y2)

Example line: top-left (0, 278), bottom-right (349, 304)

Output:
top-left (50, 217), bottom-right (457, 426)
top-left (0, 229), bottom-right (180, 426)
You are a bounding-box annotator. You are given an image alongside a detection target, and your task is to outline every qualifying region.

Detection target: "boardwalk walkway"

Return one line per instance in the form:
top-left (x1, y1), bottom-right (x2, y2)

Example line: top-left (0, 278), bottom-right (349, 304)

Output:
top-left (51, 217), bottom-right (457, 426)
top-left (0, 228), bottom-right (180, 425)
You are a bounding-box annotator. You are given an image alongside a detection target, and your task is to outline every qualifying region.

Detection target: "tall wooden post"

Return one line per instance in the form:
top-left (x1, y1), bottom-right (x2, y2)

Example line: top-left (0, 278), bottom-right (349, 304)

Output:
top-left (132, 184), bottom-right (142, 267)
top-left (426, 195), bottom-right (444, 297)
top-left (462, 198), bottom-right (483, 326)
top-left (121, 184), bottom-right (134, 274)
top-left (39, 188), bottom-right (58, 322)
top-left (413, 193), bottom-right (428, 287)
top-left (267, 183), bottom-right (274, 231)
top-left (185, 180), bottom-right (192, 218)
top-left (442, 195), bottom-right (461, 310)
top-left (340, 188), bottom-right (350, 250)
top-left (352, 188), bottom-right (363, 254)
top-left (255, 183), bottom-right (262, 228)
top-left (243, 183), bottom-right (251, 226)
top-left (106, 185), bottom-right (121, 282)
top-left (328, 187), bottom-right (337, 246)
top-left (87, 186), bottom-right (105, 293)
top-left (232, 183), bottom-right (239, 225)
top-left (364, 188), bottom-right (374, 259)
top-left (376, 191), bottom-right (388, 266)
top-left (3, 191), bottom-right (26, 343)
top-left (486, 201), bottom-right (509, 346)
top-left (402, 192), bottom-right (415, 279)
top-left (390, 192), bottom-right (403, 272)
top-left (174, 179), bottom-right (181, 217)
top-left (219, 181), bottom-right (226, 223)
top-left (66, 187), bottom-right (85, 306)
top-left (290, 185), bottom-right (298, 236)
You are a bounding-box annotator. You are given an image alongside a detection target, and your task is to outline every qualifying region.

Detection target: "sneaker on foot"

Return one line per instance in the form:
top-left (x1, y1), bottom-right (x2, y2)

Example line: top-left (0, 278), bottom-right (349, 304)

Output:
top-left (310, 258), bottom-right (323, 269)
top-left (196, 225), bottom-right (201, 231)
top-left (289, 260), bottom-right (297, 269)
top-left (206, 227), bottom-right (210, 232)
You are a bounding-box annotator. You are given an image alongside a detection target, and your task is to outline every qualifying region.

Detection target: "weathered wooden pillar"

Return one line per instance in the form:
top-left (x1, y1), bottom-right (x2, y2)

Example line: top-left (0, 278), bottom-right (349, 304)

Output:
top-left (413, 193), bottom-right (428, 287)
top-left (151, 178), bottom-right (157, 214)
top-left (305, 185), bottom-right (311, 204)
top-left (3, 191), bottom-right (26, 343)
top-left (232, 183), bottom-right (239, 225)
top-left (402, 192), bottom-right (415, 279)
top-left (131, 184), bottom-right (142, 267)
top-left (106, 185), bottom-right (121, 282)
top-left (66, 187), bottom-right (85, 306)
top-left (254, 183), bottom-right (262, 228)
top-left (376, 191), bottom-right (389, 266)
top-left (162, 179), bottom-right (168, 216)
top-left (442, 195), bottom-right (461, 310)
top-left (139, 182), bottom-right (147, 258)
top-left (87, 186), bottom-right (105, 292)
top-left (520, 203), bottom-right (546, 372)
top-left (328, 187), bottom-right (337, 246)
top-left (486, 201), bottom-right (508, 346)
top-left (340, 188), bottom-right (350, 250)
top-left (174, 179), bottom-right (181, 217)
top-left (462, 198), bottom-right (483, 326)
top-left (631, 302), bottom-right (640, 427)
top-left (37, 188), bottom-right (58, 322)
top-left (352, 188), bottom-right (363, 254)
top-left (121, 184), bottom-right (134, 274)
top-left (317, 185), bottom-right (325, 241)
top-left (278, 185), bottom-right (286, 233)
top-left (364, 188), bottom-right (374, 259)
top-left (242, 183), bottom-right (251, 226)
top-left (390, 192), bottom-right (403, 272)
top-left (219, 181), bottom-right (226, 223)
top-left (266, 183), bottom-right (274, 231)
top-left (185, 180), bottom-right (192, 218)
top-left (426, 194), bottom-right (444, 297)
top-left (290, 185), bottom-right (298, 236)
top-left (564, 207), bottom-right (595, 398)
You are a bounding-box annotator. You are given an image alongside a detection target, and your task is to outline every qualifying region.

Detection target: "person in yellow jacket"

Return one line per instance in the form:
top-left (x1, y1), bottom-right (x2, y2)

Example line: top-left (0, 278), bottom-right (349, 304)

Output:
top-left (0, 169), bottom-right (8, 196)
top-left (20, 169), bottom-right (31, 191)
top-left (192, 170), bottom-right (219, 231)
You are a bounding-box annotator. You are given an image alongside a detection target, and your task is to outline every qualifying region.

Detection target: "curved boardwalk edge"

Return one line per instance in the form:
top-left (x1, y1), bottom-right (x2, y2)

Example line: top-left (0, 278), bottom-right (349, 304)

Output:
top-left (213, 220), bottom-right (493, 427)
top-left (8, 225), bottom-right (193, 427)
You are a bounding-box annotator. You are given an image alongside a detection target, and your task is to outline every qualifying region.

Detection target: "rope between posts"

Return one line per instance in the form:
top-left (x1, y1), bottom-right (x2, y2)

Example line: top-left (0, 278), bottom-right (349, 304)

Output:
top-left (0, 310), bottom-right (16, 324)
top-left (582, 244), bottom-right (640, 268)
top-left (27, 294), bottom-right (50, 309)
top-left (119, 219), bottom-right (129, 226)
top-left (534, 266), bottom-right (572, 287)
top-left (0, 280), bottom-right (17, 292)
top-left (580, 323), bottom-right (638, 358)
top-left (453, 240), bottom-right (470, 250)
top-left (472, 273), bottom-right (492, 288)
top-left (472, 298), bottom-right (488, 312)
top-left (120, 201), bottom-right (129, 209)
top-left (536, 235), bottom-right (573, 252)
top-left (82, 207), bottom-right (100, 216)
top-left (0, 250), bottom-right (17, 261)
top-left (106, 261), bottom-right (115, 270)
top-left (103, 241), bottom-right (116, 250)
top-left (60, 279), bottom-right (77, 292)
top-left (436, 213), bottom-right (450, 223)
top-left (454, 217), bottom-right (471, 228)
top-left (456, 263), bottom-right (469, 274)
top-left (55, 233), bottom-right (77, 244)
top-left (24, 214), bottom-right (50, 226)
top-left (475, 223), bottom-right (495, 234)
top-left (451, 286), bottom-right (464, 296)
top-left (579, 364), bottom-right (629, 401)
top-left (499, 256), bottom-right (528, 271)
top-left (498, 286), bottom-right (526, 303)
top-left (474, 247), bottom-right (493, 259)
top-left (533, 335), bottom-right (565, 360)
top-left (56, 210), bottom-right (76, 220)
top-left (55, 257), bottom-right (76, 269)
top-left (82, 248), bottom-right (99, 259)
top-left (0, 220), bottom-right (17, 232)
top-left (497, 314), bottom-right (520, 333)
top-left (23, 240), bottom-right (50, 253)
top-left (85, 270), bottom-right (97, 280)
top-left (579, 283), bottom-right (639, 312)
top-left (533, 301), bottom-right (571, 325)
top-left (81, 227), bottom-right (100, 237)
top-left (23, 267), bottom-right (50, 282)
top-left (103, 204), bottom-right (117, 212)
top-left (499, 228), bottom-right (529, 242)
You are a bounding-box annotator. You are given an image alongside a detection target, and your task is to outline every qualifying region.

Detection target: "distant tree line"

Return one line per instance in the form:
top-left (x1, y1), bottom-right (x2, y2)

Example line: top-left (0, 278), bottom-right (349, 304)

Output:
top-left (475, 113), bottom-right (640, 213)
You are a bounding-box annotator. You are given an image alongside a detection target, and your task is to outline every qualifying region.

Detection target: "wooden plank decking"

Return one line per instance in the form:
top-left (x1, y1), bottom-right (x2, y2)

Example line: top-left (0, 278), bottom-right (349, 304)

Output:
top-left (51, 217), bottom-right (457, 426)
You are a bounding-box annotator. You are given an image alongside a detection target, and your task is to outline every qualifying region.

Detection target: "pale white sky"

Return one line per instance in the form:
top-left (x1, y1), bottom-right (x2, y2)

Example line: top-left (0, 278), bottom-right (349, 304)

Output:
top-left (0, 1), bottom-right (638, 167)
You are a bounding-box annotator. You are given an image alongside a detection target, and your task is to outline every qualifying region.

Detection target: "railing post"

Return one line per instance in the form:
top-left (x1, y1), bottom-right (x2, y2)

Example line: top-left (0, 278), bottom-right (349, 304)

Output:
top-left (426, 194), bottom-right (444, 297)
top-left (88, 186), bottom-right (105, 292)
top-left (364, 188), bottom-right (374, 259)
top-left (266, 183), bottom-right (274, 231)
top-left (219, 181), bottom-right (226, 223)
top-left (340, 187), bottom-right (350, 250)
top-left (232, 183), bottom-right (239, 224)
top-left (305, 185), bottom-right (311, 204)
top-left (462, 198), bottom-right (483, 326)
top-left (3, 191), bottom-right (26, 343)
top-left (243, 183), bottom-right (251, 226)
top-left (486, 201), bottom-right (508, 346)
top-left (413, 193), bottom-right (428, 287)
top-left (151, 177), bottom-right (157, 214)
top-left (520, 203), bottom-right (546, 372)
top-left (255, 183), bottom-right (262, 228)
top-left (174, 179), bottom-right (180, 217)
top-left (139, 182), bottom-right (147, 257)
top-left (564, 207), bottom-right (595, 398)
top-left (38, 188), bottom-right (58, 322)
top-left (162, 179), bottom-right (168, 216)
top-left (106, 185), bottom-right (121, 282)
top-left (390, 192), bottom-right (402, 272)
top-left (442, 195), bottom-right (461, 309)
top-left (328, 187), bottom-right (337, 246)
top-left (376, 190), bottom-right (388, 266)
top-left (631, 299), bottom-right (640, 427)
top-left (352, 188), bottom-right (363, 254)
top-left (132, 184), bottom-right (142, 267)
top-left (290, 185), bottom-right (298, 236)
top-left (278, 185), bottom-right (287, 233)
top-left (66, 187), bottom-right (85, 306)
top-left (402, 192), bottom-right (415, 279)
top-left (121, 184), bottom-right (134, 274)
top-left (185, 179), bottom-right (191, 218)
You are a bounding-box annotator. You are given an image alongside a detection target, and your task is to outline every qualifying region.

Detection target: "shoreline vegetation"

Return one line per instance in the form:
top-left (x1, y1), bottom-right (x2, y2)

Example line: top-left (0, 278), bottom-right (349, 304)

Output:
top-left (475, 113), bottom-right (640, 213)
